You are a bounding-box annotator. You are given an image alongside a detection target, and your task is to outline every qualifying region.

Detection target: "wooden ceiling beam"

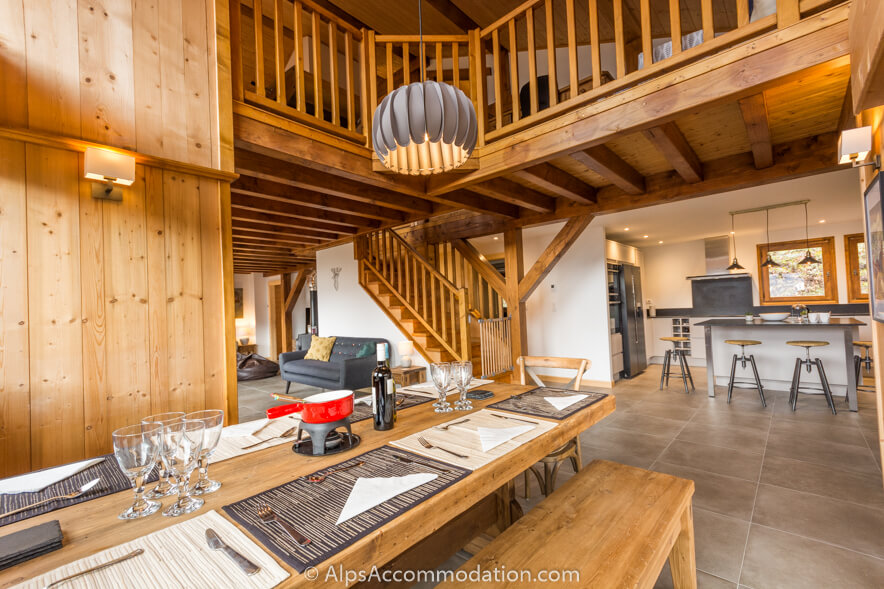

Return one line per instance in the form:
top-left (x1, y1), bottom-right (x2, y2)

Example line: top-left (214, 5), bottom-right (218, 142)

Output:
top-left (284, 270), bottom-right (311, 313)
top-left (509, 163), bottom-right (597, 204)
top-left (423, 189), bottom-right (521, 218)
top-left (231, 207), bottom-right (361, 235)
top-left (518, 216), bottom-right (593, 302)
top-left (642, 123), bottom-right (704, 183)
top-left (233, 174), bottom-right (406, 222)
top-left (234, 148), bottom-right (435, 215)
top-left (230, 194), bottom-right (381, 228)
top-left (424, 0), bottom-right (479, 31)
top-left (231, 220), bottom-right (349, 239)
top-left (738, 93), bottom-right (774, 169)
top-left (570, 146), bottom-right (646, 195)
top-left (469, 178), bottom-right (557, 213)
top-left (233, 232), bottom-right (326, 247)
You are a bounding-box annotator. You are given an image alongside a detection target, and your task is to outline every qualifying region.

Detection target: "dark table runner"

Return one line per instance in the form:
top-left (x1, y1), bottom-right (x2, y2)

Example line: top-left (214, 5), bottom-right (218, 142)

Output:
top-left (349, 392), bottom-right (434, 424)
top-left (223, 445), bottom-right (469, 572)
top-left (488, 387), bottom-right (609, 420)
top-left (0, 456), bottom-right (159, 528)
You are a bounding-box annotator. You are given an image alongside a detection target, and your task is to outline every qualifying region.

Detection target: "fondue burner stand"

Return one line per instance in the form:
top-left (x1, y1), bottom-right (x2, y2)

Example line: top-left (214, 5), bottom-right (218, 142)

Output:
top-left (293, 417), bottom-right (361, 456)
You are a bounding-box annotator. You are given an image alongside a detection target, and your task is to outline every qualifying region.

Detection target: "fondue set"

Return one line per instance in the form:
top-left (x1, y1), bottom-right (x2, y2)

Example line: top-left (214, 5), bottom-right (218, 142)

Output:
top-left (267, 390), bottom-right (361, 457)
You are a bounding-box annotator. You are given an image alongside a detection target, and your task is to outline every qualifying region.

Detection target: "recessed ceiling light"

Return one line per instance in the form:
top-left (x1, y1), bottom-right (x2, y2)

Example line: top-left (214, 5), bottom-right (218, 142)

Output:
top-left (658, 240), bottom-right (664, 244)
top-left (493, 236), bottom-right (499, 240)
top-left (624, 227), bottom-right (630, 231)
top-left (818, 219), bottom-right (826, 224)
top-left (643, 235), bottom-right (649, 239)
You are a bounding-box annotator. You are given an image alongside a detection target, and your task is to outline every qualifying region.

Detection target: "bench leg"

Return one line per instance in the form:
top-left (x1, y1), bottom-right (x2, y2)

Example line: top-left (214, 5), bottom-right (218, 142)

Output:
top-left (668, 503), bottom-right (697, 589)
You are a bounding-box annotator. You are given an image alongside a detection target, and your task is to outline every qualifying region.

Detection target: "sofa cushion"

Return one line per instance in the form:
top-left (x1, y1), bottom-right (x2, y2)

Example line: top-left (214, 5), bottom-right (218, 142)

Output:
top-left (304, 336), bottom-right (336, 361)
top-left (330, 337), bottom-right (382, 362)
top-left (282, 359), bottom-right (341, 381)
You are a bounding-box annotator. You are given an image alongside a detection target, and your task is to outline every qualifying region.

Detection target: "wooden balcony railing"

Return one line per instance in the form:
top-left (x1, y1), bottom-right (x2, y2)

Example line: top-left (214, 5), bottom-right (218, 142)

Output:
top-left (428, 242), bottom-right (506, 320)
top-left (231, 0), bottom-right (841, 148)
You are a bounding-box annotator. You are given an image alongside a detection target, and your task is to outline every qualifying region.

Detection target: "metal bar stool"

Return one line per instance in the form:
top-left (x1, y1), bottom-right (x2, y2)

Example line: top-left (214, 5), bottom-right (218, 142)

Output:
top-left (787, 341), bottom-right (836, 414)
top-left (854, 341), bottom-right (874, 394)
top-left (659, 337), bottom-right (694, 394)
top-left (724, 340), bottom-right (766, 407)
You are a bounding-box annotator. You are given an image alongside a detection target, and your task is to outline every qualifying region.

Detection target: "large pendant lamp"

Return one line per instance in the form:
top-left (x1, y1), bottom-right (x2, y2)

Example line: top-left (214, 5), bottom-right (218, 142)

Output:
top-left (760, 209), bottom-right (781, 268)
top-left (372, 0), bottom-right (478, 175)
top-left (798, 202), bottom-right (821, 265)
top-left (726, 213), bottom-right (745, 271)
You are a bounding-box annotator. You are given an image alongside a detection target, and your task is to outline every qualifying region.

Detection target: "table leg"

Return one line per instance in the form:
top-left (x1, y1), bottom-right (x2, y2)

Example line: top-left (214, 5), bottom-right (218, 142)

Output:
top-left (669, 501), bottom-right (698, 589)
top-left (705, 326), bottom-right (715, 397)
top-left (845, 327), bottom-right (858, 412)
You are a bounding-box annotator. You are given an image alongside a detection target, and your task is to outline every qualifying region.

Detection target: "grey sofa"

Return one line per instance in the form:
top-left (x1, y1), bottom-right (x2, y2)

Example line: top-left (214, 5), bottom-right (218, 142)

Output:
top-left (278, 334), bottom-right (389, 392)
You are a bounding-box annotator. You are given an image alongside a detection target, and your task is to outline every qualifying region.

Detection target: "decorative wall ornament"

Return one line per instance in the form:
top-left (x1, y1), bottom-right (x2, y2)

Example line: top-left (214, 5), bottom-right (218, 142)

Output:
top-left (331, 267), bottom-right (342, 291)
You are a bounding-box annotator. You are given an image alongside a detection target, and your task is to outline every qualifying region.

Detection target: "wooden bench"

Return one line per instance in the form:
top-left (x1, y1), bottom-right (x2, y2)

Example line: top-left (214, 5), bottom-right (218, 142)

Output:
top-left (439, 460), bottom-right (696, 588)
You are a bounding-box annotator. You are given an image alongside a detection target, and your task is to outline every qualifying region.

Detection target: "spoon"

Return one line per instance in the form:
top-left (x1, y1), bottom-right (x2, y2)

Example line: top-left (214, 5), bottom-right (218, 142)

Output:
top-left (0, 478), bottom-right (101, 519)
top-left (240, 426), bottom-right (298, 450)
top-left (305, 460), bottom-right (365, 483)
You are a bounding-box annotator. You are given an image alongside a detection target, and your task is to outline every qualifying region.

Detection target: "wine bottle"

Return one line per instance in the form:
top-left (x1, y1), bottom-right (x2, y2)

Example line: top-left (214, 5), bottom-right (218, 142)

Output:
top-left (371, 343), bottom-right (396, 430)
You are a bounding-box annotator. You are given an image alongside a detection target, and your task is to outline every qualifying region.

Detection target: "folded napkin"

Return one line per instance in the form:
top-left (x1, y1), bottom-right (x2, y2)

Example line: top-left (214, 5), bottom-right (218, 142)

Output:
top-left (336, 473), bottom-right (437, 525)
top-left (354, 395), bottom-right (371, 406)
top-left (476, 425), bottom-right (535, 452)
top-left (544, 394), bottom-right (587, 412)
top-left (0, 458), bottom-right (105, 495)
top-left (0, 520), bottom-right (62, 571)
top-left (220, 418), bottom-right (269, 438)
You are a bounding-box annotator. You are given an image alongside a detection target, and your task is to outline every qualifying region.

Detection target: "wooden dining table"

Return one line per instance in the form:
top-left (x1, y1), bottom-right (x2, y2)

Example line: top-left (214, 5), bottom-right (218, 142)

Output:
top-left (0, 383), bottom-right (615, 588)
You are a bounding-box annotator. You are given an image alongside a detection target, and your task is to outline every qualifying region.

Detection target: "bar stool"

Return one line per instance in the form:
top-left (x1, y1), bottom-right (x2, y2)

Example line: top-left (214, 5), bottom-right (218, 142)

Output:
top-left (659, 337), bottom-right (694, 394)
top-left (787, 341), bottom-right (836, 414)
top-left (854, 340), bottom-right (875, 393)
top-left (724, 340), bottom-right (766, 407)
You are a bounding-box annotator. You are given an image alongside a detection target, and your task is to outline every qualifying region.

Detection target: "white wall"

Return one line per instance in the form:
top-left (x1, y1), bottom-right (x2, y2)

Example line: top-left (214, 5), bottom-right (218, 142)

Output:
top-left (316, 243), bottom-right (426, 368)
top-left (234, 272), bottom-right (309, 358)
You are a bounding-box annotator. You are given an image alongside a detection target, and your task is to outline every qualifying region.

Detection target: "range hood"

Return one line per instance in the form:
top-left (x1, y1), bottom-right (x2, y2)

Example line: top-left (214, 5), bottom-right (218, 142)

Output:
top-left (686, 236), bottom-right (750, 281)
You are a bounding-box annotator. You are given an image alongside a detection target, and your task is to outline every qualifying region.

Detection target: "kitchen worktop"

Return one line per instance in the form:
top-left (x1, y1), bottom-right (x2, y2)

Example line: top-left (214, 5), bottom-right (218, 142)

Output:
top-left (696, 318), bottom-right (865, 327)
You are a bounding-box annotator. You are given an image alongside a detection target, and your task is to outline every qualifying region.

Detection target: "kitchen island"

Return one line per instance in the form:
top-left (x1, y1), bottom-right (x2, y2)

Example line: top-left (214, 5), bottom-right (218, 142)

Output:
top-left (696, 318), bottom-right (864, 411)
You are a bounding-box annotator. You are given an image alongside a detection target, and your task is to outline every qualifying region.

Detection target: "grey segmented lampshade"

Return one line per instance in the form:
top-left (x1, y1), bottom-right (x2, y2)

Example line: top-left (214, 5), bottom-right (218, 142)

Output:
top-left (372, 81), bottom-right (478, 175)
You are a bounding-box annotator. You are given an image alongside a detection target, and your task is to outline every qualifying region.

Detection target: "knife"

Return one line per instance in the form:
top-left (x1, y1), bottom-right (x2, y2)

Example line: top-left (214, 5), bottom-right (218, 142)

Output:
top-left (205, 528), bottom-right (261, 576)
top-left (390, 453), bottom-right (450, 473)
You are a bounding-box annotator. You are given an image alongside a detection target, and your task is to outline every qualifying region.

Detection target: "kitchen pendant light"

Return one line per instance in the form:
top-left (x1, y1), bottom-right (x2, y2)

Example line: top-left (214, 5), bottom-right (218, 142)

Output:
top-left (760, 209), bottom-right (781, 268)
top-left (726, 213), bottom-right (745, 271)
top-left (798, 202), bottom-right (821, 265)
top-left (372, 0), bottom-right (478, 175)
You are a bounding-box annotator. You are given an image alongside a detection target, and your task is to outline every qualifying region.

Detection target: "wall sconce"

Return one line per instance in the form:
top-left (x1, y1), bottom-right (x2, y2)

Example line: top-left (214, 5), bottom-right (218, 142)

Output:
top-left (84, 147), bottom-right (136, 201)
top-left (397, 340), bottom-right (415, 368)
top-left (838, 127), bottom-right (881, 169)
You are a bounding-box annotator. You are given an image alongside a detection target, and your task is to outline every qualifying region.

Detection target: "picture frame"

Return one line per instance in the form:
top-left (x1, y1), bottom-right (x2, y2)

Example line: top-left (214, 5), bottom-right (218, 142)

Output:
top-left (863, 173), bottom-right (884, 323)
top-left (234, 287), bottom-right (244, 319)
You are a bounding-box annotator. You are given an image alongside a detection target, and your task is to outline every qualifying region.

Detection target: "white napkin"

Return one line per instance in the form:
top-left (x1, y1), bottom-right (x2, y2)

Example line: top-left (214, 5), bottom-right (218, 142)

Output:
top-left (220, 419), bottom-right (269, 438)
top-left (336, 473), bottom-right (437, 525)
top-left (0, 457), bottom-right (105, 494)
top-left (476, 425), bottom-right (535, 452)
top-left (354, 396), bottom-right (371, 406)
top-left (544, 394), bottom-right (587, 411)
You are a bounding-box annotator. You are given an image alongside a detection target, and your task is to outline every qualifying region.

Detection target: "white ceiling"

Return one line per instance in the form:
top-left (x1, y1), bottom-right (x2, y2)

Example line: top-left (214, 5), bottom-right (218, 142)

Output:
top-left (601, 169), bottom-right (863, 247)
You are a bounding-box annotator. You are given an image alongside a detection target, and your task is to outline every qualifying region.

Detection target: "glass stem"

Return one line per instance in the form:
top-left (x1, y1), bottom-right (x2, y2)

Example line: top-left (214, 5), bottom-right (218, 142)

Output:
top-left (176, 474), bottom-right (188, 506)
top-left (198, 455), bottom-right (209, 486)
top-left (132, 473), bottom-right (145, 511)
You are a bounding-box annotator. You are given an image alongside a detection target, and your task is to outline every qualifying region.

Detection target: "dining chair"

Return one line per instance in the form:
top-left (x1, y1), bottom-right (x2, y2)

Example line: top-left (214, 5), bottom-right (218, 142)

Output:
top-left (516, 355), bottom-right (590, 498)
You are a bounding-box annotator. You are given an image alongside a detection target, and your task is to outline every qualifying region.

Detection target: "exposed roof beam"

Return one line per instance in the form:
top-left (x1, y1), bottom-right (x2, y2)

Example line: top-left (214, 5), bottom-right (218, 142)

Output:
top-left (518, 215), bottom-right (593, 302)
top-left (642, 122), bottom-right (704, 183)
top-left (424, 189), bottom-right (521, 218)
top-left (738, 93), bottom-right (774, 169)
top-left (231, 207), bottom-right (361, 235)
top-left (233, 231), bottom-right (327, 246)
top-left (469, 178), bottom-right (557, 213)
top-left (234, 149), bottom-right (435, 215)
top-left (233, 174), bottom-right (407, 222)
top-left (232, 220), bottom-right (349, 240)
top-left (509, 163), bottom-right (597, 204)
top-left (230, 194), bottom-right (381, 228)
top-left (570, 146), bottom-right (645, 194)
top-left (425, 0), bottom-right (479, 31)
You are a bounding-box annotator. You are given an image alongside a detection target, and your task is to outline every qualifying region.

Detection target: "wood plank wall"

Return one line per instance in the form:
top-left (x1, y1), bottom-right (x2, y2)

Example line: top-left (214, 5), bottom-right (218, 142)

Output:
top-left (0, 0), bottom-right (232, 477)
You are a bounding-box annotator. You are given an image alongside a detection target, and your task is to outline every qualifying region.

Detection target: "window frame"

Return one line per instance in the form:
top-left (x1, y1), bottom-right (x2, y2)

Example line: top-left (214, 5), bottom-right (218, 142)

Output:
top-left (844, 233), bottom-right (869, 304)
top-left (757, 236), bottom-right (838, 305)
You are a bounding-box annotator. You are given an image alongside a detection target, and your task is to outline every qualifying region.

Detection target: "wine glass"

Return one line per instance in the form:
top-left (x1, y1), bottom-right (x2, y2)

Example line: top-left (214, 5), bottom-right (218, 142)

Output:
top-left (185, 409), bottom-right (224, 495)
top-left (453, 361), bottom-right (474, 411)
top-left (141, 412), bottom-right (184, 499)
top-left (161, 420), bottom-right (205, 517)
top-left (431, 362), bottom-right (453, 413)
top-left (112, 423), bottom-right (163, 520)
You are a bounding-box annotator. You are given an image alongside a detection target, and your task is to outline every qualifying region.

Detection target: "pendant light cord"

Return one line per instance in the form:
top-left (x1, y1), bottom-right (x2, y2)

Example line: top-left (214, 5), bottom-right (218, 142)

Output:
top-left (418, 0), bottom-right (424, 84)
top-left (730, 213), bottom-right (737, 256)
top-left (804, 202), bottom-right (810, 249)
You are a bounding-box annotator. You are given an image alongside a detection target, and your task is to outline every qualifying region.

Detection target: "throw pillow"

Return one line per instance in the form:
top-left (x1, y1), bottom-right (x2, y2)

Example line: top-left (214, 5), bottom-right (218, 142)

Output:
top-left (355, 342), bottom-right (375, 358)
top-left (304, 336), bottom-right (337, 361)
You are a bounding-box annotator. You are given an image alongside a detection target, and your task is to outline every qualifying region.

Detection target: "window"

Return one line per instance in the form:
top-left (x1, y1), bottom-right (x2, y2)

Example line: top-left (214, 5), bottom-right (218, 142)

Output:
top-left (757, 237), bottom-right (838, 304)
top-left (845, 233), bottom-right (869, 303)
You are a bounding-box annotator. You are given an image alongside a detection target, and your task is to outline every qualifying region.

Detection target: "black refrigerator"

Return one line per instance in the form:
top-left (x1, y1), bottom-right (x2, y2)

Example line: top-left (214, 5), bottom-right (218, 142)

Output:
top-left (617, 263), bottom-right (647, 378)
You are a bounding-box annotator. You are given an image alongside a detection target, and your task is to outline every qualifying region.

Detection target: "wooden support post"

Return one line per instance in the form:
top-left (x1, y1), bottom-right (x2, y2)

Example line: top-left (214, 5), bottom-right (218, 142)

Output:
top-left (504, 228), bottom-right (527, 370)
top-left (739, 93), bottom-right (774, 169)
top-left (281, 272), bottom-right (294, 352)
top-left (519, 215), bottom-right (593, 302)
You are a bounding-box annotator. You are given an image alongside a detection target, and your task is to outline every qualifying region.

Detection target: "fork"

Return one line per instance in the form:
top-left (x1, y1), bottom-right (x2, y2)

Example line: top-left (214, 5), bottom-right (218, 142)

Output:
top-left (417, 436), bottom-right (468, 459)
top-left (434, 418), bottom-right (469, 431)
top-left (256, 504), bottom-right (311, 545)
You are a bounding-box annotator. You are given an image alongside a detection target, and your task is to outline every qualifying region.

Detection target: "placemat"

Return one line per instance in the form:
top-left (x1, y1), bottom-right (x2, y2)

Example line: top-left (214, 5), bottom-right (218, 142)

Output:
top-left (349, 392), bottom-right (434, 423)
top-left (11, 510), bottom-right (289, 589)
top-left (397, 379), bottom-right (494, 398)
top-left (222, 445), bottom-right (468, 572)
top-left (389, 409), bottom-right (557, 470)
top-left (0, 457), bottom-right (158, 528)
top-left (488, 387), bottom-right (609, 420)
top-left (212, 415), bottom-right (301, 463)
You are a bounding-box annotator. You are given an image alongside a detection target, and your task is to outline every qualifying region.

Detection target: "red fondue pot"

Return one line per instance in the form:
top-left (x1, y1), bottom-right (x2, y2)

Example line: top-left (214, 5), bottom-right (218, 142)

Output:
top-left (267, 389), bottom-right (354, 423)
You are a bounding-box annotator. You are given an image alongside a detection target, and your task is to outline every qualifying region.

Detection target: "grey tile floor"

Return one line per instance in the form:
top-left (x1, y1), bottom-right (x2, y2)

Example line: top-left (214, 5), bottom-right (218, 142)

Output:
top-left (510, 366), bottom-right (884, 589)
top-left (237, 376), bottom-right (322, 422)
